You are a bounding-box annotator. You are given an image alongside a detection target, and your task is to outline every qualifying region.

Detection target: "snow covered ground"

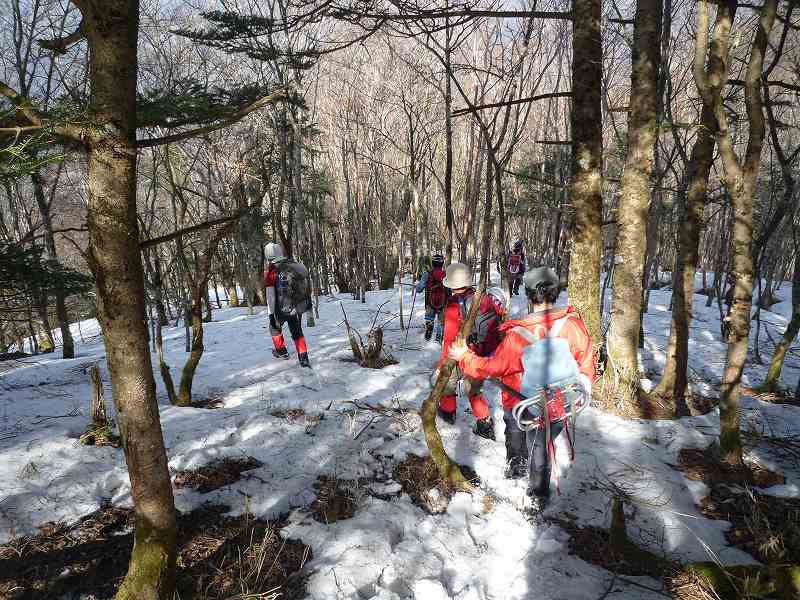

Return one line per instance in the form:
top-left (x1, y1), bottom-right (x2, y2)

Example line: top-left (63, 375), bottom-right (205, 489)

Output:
top-left (1, 275), bottom-right (799, 599)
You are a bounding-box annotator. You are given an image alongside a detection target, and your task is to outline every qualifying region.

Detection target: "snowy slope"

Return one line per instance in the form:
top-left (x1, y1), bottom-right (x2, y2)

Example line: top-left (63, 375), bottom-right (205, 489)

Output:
top-left (1, 276), bottom-right (799, 599)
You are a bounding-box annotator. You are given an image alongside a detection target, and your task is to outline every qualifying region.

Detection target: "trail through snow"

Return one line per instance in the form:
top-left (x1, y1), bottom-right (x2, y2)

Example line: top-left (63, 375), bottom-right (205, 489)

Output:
top-left (1, 275), bottom-right (799, 599)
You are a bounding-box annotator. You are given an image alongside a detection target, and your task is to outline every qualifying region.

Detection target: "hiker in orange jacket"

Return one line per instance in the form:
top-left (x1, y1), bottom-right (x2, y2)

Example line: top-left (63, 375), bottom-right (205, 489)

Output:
top-left (449, 266), bottom-right (596, 511)
top-left (434, 263), bottom-right (506, 441)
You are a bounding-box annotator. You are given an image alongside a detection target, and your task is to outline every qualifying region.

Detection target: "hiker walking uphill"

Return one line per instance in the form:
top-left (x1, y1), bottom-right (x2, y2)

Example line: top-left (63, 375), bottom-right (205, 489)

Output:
top-left (507, 240), bottom-right (527, 296)
top-left (415, 253), bottom-right (448, 343)
top-left (263, 242), bottom-right (313, 368)
top-left (449, 266), bottom-right (596, 513)
top-left (435, 262), bottom-right (507, 441)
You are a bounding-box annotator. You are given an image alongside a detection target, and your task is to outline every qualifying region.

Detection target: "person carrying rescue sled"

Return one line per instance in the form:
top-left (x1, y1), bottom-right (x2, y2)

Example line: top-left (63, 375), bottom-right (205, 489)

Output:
top-left (448, 266), bottom-right (596, 512)
top-left (507, 240), bottom-right (527, 296)
top-left (435, 262), bottom-right (507, 441)
top-left (263, 242), bottom-right (313, 368)
top-left (415, 253), bottom-right (448, 343)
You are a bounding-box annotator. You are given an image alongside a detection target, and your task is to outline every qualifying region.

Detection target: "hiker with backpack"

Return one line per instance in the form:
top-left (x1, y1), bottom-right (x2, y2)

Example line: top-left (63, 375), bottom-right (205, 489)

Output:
top-left (415, 253), bottom-right (448, 343)
top-left (434, 262), bottom-right (508, 441)
top-left (507, 240), bottom-right (527, 296)
top-left (262, 242), bottom-right (313, 368)
top-left (448, 266), bottom-right (596, 513)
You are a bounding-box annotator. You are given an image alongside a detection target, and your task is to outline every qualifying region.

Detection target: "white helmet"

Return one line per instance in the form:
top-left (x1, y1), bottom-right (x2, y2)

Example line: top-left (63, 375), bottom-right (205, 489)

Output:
top-left (486, 286), bottom-right (509, 314)
top-left (265, 242), bottom-right (286, 264)
top-left (442, 262), bottom-right (473, 289)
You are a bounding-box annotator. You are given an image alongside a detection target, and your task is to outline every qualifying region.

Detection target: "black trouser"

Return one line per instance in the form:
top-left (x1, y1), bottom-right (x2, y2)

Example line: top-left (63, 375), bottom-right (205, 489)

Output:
top-left (503, 410), bottom-right (564, 498)
top-left (269, 313), bottom-right (304, 343)
top-left (510, 274), bottom-right (523, 295)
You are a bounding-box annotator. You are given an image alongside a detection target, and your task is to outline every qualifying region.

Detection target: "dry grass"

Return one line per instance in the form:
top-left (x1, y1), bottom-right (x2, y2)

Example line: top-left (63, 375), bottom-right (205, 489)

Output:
top-left (173, 456), bottom-right (264, 493)
top-left (309, 476), bottom-right (359, 524)
top-left (392, 454), bottom-right (478, 514)
top-left (700, 486), bottom-right (800, 565)
top-left (744, 386), bottom-right (800, 408)
top-left (548, 515), bottom-right (677, 580)
top-left (0, 504), bottom-right (311, 600)
top-left (677, 447), bottom-right (785, 488)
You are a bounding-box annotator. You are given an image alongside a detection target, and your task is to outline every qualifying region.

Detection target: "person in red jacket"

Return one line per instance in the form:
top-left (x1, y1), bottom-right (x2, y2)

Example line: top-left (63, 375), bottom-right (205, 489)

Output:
top-left (449, 266), bottom-right (596, 510)
top-left (263, 242), bottom-right (311, 368)
top-left (436, 262), bottom-right (506, 441)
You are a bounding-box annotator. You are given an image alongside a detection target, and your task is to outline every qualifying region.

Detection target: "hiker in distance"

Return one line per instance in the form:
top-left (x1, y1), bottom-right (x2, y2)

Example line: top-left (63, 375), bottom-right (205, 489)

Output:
top-left (415, 253), bottom-right (448, 343)
top-left (435, 262), bottom-right (507, 441)
top-left (263, 242), bottom-right (313, 368)
top-left (448, 266), bottom-right (596, 513)
top-left (507, 239), bottom-right (527, 296)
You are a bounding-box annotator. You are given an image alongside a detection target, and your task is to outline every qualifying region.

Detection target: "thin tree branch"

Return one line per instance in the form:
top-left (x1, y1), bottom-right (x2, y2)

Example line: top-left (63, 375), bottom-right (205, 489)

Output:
top-left (452, 92), bottom-right (571, 116)
top-left (38, 20), bottom-right (85, 55)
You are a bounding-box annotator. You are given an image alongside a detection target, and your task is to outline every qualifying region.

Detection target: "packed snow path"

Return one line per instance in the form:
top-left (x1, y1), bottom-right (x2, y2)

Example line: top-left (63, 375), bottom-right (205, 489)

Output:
top-left (1, 278), bottom-right (799, 599)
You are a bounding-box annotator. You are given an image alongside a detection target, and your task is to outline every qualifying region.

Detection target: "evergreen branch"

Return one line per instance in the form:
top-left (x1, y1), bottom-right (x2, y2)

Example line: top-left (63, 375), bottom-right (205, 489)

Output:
top-left (136, 89), bottom-right (289, 148)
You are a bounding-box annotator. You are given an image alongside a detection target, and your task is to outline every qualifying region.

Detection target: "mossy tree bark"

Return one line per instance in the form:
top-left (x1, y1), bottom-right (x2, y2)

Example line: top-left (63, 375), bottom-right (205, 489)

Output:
top-left (67, 2), bottom-right (178, 597)
top-left (605, 0), bottom-right (663, 414)
top-left (651, 105), bottom-right (715, 417)
top-left (176, 228), bottom-right (234, 407)
top-left (694, 0), bottom-right (778, 466)
top-left (567, 0), bottom-right (603, 346)
top-left (421, 288), bottom-right (484, 486)
top-left (652, 4), bottom-right (733, 415)
top-left (763, 256), bottom-right (800, 391)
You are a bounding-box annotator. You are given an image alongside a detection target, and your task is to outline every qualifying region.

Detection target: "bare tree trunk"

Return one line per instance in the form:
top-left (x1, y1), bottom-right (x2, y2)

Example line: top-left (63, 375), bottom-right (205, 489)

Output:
top-left (697, 0), bottom-right (777, 466)
top-left (652, 105), bottom-right (716, 416)
top-left (74, 4), bottom-right (178, 598)
top-left (762, 243), bottom-right (799, 391)
top-left (31, 171), bottom-right (75, 358)
top-left (605, 0), bottom-right (663, 413)
top-left (567, 0), bottom-right (603, 345)
top-left (177, 286), bottom-right (203, 406)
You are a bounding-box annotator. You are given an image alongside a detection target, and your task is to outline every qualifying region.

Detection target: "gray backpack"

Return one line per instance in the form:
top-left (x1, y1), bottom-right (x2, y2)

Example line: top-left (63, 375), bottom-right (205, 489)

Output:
top-left (275, 261), bottom-right (311, 317)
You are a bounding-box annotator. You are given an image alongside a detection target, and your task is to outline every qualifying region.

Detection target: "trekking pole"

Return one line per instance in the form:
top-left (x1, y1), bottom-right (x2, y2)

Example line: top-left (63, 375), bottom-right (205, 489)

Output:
top-left (403, 285), bottom-right (418, 348)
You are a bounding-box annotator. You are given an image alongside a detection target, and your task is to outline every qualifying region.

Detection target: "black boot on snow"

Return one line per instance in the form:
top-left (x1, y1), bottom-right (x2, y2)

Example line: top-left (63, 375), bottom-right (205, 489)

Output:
top-left (272, 347), bottom-right (289, 360)
top-left (473, 418), bottom-right (496, 441)
top-left (298, 352), bottom-right (311, 368)
top-left (437, 407), bottom-right (457, 425)
top-left (504, 457), bottom-right (528, 479)
top-left (424, 322), bottom-right (434, 341)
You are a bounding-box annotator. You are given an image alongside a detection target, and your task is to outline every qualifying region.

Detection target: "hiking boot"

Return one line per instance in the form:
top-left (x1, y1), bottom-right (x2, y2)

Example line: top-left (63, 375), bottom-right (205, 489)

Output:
top-left (435, 332), bottom-right (443, 344)
top-left (473, 417), bottom-right (495, 441)
top-left (527, 494), bottom-right (549, 516)
top-left (272, 347), bottom-right (289, 360)
top-left (437, 407), bottom-right (457, 425)
top-left (298, 352), bottom-right (311, 368)
top-left (424, 322), bottom-right (434, 341)
top-left (504, 457), bottom-right (528, 480)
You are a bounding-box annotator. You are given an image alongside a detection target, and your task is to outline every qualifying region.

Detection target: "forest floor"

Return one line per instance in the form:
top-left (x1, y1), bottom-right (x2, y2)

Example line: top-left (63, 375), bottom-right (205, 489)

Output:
top-left (1, 274), bottom-right (799, 599)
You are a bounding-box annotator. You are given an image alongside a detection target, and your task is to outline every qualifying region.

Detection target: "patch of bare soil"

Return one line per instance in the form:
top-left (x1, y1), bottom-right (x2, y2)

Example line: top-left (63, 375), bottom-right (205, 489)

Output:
top-left (700, 485), bottom-right (800, 564)
top-left (0, 504), bottom-right (311, 600)
top-left (173, 456), bottom-right (263, 493)
top-left (744, 386), bottom-right (800, 408)
top-left (548, 516), bottom-right (677, 579)
top-left (676, 447), bottom-right (785, 488)
top-left (190, 393), bottom-right (226, 409)
top-left (392, 454), bottom-right (479, 514)
top-left (309, 476), bottom-right (358, 523)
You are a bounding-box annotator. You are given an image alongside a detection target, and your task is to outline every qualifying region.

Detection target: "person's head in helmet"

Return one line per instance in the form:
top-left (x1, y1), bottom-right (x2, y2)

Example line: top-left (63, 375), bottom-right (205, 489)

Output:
top-left (486, 286), bottom-right (509, 317)
top-left (265, 242), bottom-right (286, 265)
top-left (523, 266), bottom-right (560, 310)
top-left (513, 239), bottom-right (524, 252)
top-left (431, 253), bottom-right (445, 268)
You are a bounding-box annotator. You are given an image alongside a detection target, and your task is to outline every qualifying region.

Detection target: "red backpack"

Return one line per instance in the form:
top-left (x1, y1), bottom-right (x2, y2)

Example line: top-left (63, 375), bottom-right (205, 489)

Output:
top-left (427, 267), bottom-right (447, 310)
top-left (508, 252), bottom-right (523, 275)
